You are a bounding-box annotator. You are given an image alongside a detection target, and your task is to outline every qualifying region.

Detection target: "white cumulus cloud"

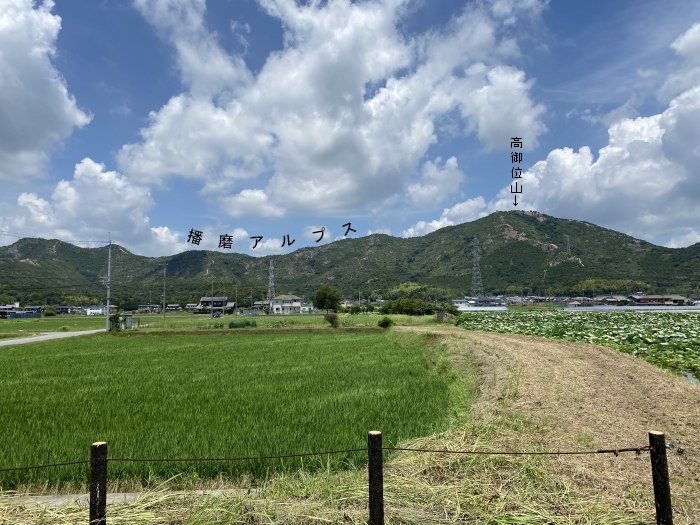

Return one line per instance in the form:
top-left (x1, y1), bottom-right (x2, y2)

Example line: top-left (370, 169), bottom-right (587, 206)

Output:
top-left (1, 158), bottom-right (183, 256)
top-left (403, 196), bottom-right (488, 237)
top-left (0, 0), bottom-right (91, 180)
top-left (407, 157), bottom-right (464, 208)
top-left (405, 20), bottom-right (700, 248)
top-left (118, 0), bottom-right (547, 218)
top-left (660, 22), bottom-right (700, 101)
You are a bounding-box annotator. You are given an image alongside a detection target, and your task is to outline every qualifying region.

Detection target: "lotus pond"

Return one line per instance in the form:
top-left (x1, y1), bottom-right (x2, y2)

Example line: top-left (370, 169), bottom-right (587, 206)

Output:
top-left (455, 311), bottom-right (700, 381)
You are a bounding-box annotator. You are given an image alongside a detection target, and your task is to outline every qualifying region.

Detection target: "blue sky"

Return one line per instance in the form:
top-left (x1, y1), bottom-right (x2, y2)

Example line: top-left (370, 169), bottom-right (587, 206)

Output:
top-left (1, 0), bottom-right (700, 256)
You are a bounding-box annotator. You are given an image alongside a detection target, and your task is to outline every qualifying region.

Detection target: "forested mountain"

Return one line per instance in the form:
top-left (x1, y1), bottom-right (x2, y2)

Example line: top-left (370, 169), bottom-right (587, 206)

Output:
top-left (1, 211), bottom-right (698, 307)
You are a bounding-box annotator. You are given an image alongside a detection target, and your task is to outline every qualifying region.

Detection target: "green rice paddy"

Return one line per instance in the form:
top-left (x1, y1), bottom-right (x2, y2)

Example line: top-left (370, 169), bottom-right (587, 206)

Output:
top-left (0, 329), bottom-right (465, 489)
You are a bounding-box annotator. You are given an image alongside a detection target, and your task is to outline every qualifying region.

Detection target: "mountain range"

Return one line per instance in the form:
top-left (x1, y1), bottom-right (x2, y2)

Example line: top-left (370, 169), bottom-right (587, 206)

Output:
top-left (1, 211), bottom-right (698, 307)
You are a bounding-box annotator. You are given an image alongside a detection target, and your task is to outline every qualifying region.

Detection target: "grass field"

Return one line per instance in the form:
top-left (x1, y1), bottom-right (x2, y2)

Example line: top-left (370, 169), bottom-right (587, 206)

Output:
top-left (0, 312), bottom-right (439, 338)
top-left (134, 312), bottom-right (438, 330)
top-left (0, 329), bottom-right (470, 490)
top-left (0, 315), bottom-right (105, 338)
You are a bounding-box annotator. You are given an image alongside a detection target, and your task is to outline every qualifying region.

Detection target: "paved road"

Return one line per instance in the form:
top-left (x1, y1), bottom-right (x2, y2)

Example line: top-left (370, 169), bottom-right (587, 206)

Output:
top-left (0, 329), bottom-right (105, 347)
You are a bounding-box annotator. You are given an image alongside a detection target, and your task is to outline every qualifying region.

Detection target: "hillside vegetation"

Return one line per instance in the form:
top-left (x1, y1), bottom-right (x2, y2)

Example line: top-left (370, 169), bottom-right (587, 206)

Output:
top-left (0, 210), bottom-right (698, 306)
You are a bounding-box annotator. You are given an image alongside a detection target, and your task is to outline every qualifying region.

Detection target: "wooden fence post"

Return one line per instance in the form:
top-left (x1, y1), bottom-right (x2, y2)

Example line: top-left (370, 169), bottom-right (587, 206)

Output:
top-left (90, 441), bottom-right (108, 525)
top-left (368, 430), bottom-right (384, 525)
top-left (649, 431), bottom-right (673, 525)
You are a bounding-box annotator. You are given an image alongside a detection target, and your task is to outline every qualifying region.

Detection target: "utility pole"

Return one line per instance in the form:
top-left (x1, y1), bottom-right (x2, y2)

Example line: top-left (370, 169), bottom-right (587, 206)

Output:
top-left (267, 259), bottom-right (275, 304)
top-left (105, 234), bottom-right (111, 331)
top-left (208, 257), bottom-right (215, 318)
top-left (162, 265), bottom-right (166, 323)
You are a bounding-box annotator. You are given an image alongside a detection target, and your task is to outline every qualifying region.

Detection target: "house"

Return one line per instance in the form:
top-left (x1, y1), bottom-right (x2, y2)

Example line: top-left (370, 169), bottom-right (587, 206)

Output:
top-left (3, 310), bottom-right (40, 319)
top-left (452, 298), bottom-right (474, 308)
top-left (87, 305), bottom-right (118, 316)
top-left (25, 305), bottom-right (44, 314)
top-left (300, 303), bottom-right (314, 314)
top-left (253, 300), bottom-right (269, 312)
top-left (629, 294), bottom-right (691, 306)
top-left (270, 295), bottom-right (302, 314)
top-left (166, 304), bottom-right (181, 311)
top-left (86, 306), bottom-right (104, 316)
top-left (225, 301), bottom-right (236, 314)
top-left (138, 304), bottom-right (162, 313)
top-left (57, 306), bottom-right (71, 315)
top-left (198, 296), bottom-right (228, 314)
top-left (595, 295), bottom-right (629, 306)
top-left (185, 303), bottom-right (199, 311)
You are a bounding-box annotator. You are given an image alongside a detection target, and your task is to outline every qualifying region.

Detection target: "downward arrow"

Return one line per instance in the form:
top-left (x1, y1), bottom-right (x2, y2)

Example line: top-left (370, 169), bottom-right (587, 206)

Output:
top-left (513, 194), bottom-right (519, 206)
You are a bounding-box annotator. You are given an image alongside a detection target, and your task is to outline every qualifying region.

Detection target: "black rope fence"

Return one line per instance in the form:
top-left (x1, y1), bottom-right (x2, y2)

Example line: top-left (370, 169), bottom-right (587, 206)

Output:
top-left (0, 444), bottom-right (653, 473)
top-left (0, 460), bottom-right (89, 473)
top-left (387, 445), bottom-right (650, 456)
top-left (0, 431), bottom-right (679, 525)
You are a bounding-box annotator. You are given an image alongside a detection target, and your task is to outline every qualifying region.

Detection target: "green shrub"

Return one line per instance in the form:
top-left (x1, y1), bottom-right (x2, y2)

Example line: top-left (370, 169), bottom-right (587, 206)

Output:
top-left (380, 298), bottom-right (433, 316)
top-left (228, 318), bottom-right (257, 329)
top-left (324, 312), bottom-right (339, 328)
top-left (43, 306), bottom-right (57, 317)
top-left (378, 316), bottom-right (394, 328)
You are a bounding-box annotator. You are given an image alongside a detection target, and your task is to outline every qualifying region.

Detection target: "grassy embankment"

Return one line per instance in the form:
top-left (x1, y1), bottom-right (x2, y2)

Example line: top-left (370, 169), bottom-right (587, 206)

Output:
top-left (133, 311), bottom-right (437, 330)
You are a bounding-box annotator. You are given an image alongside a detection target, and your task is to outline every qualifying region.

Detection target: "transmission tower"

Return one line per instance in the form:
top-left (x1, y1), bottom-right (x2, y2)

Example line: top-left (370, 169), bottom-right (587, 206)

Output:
top-left (564, 234), bottom-right (571, 256)
top-left (267, 259), bottom-right (276, 301)
top-left (471, 235), bottom-right (484, 298)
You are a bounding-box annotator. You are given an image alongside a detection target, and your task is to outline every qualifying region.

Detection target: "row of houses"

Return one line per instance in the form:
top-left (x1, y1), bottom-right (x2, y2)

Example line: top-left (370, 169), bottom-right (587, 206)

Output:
top-left (567, 294), bottom-right (696, 307)
top-left (180, 295), bottom-right (315, 315)
top-left (453, 293), bottom-right (699, 309)
top-left (0, 303), bottom-right (41, 319)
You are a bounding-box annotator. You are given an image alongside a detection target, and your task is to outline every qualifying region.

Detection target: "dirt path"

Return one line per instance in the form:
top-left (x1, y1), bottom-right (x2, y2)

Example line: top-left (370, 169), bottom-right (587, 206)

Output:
top-left (0, 329), bottom-right (104, 347)
top-left (397, 325), bottom-right (700, 521)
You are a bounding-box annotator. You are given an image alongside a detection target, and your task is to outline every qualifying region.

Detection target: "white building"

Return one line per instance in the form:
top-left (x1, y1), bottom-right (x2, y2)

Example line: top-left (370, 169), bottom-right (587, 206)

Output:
top-left (270, 295), bottom-right (302, 314)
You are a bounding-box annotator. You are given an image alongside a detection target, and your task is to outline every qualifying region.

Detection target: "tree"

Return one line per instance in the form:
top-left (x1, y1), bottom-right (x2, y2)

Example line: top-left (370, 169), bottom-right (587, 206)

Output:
top-left (379, 298), bottom-right (433, 316)
top-left (312, 284), bottom-right (340, 313)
